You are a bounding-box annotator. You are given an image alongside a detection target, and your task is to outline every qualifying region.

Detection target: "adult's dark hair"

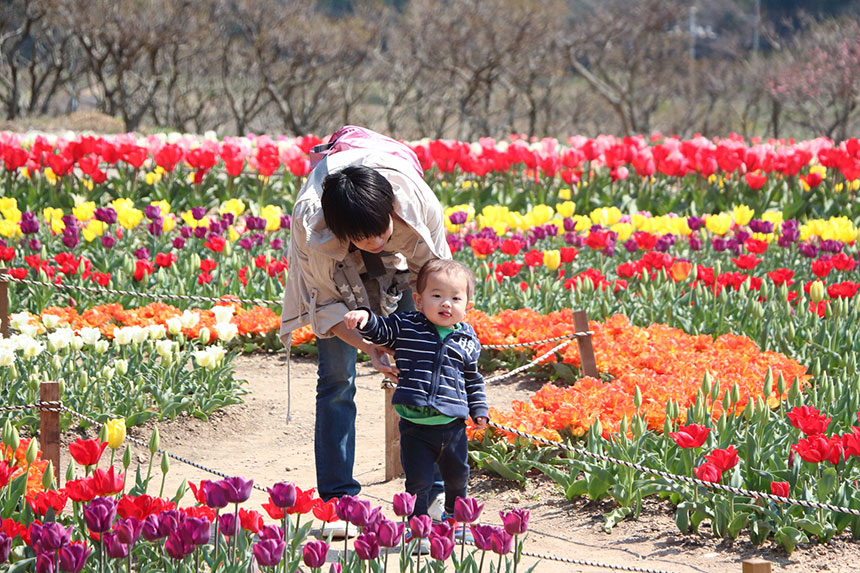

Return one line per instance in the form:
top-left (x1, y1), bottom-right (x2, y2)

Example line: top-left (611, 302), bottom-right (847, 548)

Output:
top-left (321, 165), bottom-right (394, 241)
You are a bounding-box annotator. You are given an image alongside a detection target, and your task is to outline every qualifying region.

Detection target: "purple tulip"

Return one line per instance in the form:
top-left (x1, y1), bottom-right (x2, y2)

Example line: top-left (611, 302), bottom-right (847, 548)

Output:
top-left (220, 212), bottom-right (235, 226)
top-left (328, 564), bottom-right (342, 573)
top-left (36, 552), bottom-right (55, 573)
top-left (164, 530), bottom-right (194, 560)
top-left (102, 532), bottom-right (129, 559)
top-left (531, 226), bottom-right (547, 240)
top-left (94, 207), bottom-right (117, 225)
top-left (655, 233), bottom-right (675, 252)
top-left (781, 221), bottom-right (801, 243)
top-left (218, 513), bottom-right (237, 537)
top-left (193, 226), bottom-right (207, 239)
top-left (200, 481), bottom-right (227, 509)
top-left (798, 242), bottom-right (819, 258)
top-left (687, 215), bottom-right (704, 231)
top-left (727, 239), bottom-right (742, 256)
top-left (144, 205), bottom-right (162, 220)
top-left (545, 223), bottom-right (558, 237)
top-left (429, 533), bottom-right (455, 560)
top-left (447, 211), bottom-right (467, 225)
top-left (0, 532), bottom-right (11, 563)
top-left (712, 237), bottom-right (728, 252)
top-left (749, 219), bottom-right (773, 234)
top-left (20, 212), bottom-right (40, 234)
top-left (375, 518), bottom-right (404, 548)
top-left (454, 497), bottom-right (484, 524)
top-left (253, 538), bottom-right (285, 567)
top-left (470, 524), bottom-right (497, 551)
top-left (239, 237), bottom-right (255, 250)
top-left (114, 517), bottom-right (143, 545)
top-left (392, 492), bottom-right (416, 517)
top-left (303, 540), bottom-right (329, 568)
top-left (623, 238), bottom-right (638, 252)
top-left (500, 509), bottom-right (530, 535)
top-left (258, 525), bottom-right (284, 541)
top-left (563, 217), bottom-right (577, 232)
top-left (62, 231), bottom-right (79, 249)
top-left (353, 532), bottom-right (379, 560)
top-left (26, 238), bottom-right (40, 251)
top-left (601, 243), bottom-right (616, 257)
top-left (346, 499), bottom-right (374, 527)
top-left (84, 497), bottom-right (117, 533)
top-left (179, 516), bottom-right (211, 546)
top-left (280, 215), bottom-right (291, 230)
top-left (409, 514), bottom-right (432, 539)
top-left (59, 543), bottom-right (91, 573)
top-left (335, 495), bottom-right (357, 521)
top-left (141, 514), bottom-right (163, 542)
top-left (431, 520), bottom-right (455, 541)
top-left (734, 228), bottom-right (750, 243)
top-left (490, 529), bottom-right (514, 555)
top-left (147, 218), bottom-right (164, 237)
top-left (31, 522), bottom-right (71, 553)
top-left (179, 226), bottom-right (193, 238)
top-left (134, 247), bottom-right (150, 260)
top-left (219, 476), bottom-right (253, 504)
top-left (820, 239), bottom-right (844, 253)
top-left (689, 235), bottom-right (703, 251)
top-left (101, 236), bottom-right (115, 249)
top-left (270, 238), bottom-right (284, 251)
top-left (191, 206), bottom-right (207, 220)
top-left (267, 482), bottom-right (297, 509)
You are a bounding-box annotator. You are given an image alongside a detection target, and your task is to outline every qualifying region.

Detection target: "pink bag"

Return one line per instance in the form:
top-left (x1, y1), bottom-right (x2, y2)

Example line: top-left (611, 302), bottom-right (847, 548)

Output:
top-left (309, 125), bottom-right (423, 176)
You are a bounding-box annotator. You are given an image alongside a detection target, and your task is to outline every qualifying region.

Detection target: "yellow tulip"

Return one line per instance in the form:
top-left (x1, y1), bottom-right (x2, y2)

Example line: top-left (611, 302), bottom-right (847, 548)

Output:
top-left (610, 222), bottom-right (634, 242)
top-left (543, 249), bottom-right (561, 270)
top-left (82, 219), bottom-right (107, 242)
top-left (105, 418), bottom-right (126, 449)
top-left (0, 220), bottom-right (20, 238)
top-left (558, 188), bottom-right (572, 200)
top-left (705, 213), bottom-right (732, 236)
top-left (73, 201), bottom-right (96, 222)
top-left (590, 206), bottom-right (621, 226)
top-left (261, 205), bottom-right (283, 232)
top-left (151, 200), bottom-right (171, 216)
top-left (555, 201), bottom-right (576, 218)
top-left (732, 204), bottom-right (754, 226)
top-left (163, 215), bottom-right (176, 233)
top-left (220, 198), bottom-right (246, 217)
top-left (761, 211), bottom-right (783, 228)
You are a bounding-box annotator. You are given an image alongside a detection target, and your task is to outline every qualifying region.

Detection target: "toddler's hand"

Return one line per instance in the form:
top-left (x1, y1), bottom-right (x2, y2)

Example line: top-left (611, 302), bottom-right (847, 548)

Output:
top-left (343, 310), bottom-right (370, 329)
top-left (474, 416), bottom-right (488, 430)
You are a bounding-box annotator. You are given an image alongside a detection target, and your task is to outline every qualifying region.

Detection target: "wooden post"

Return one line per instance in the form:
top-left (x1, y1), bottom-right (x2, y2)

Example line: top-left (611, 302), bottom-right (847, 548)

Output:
top-left (40, 381), bottom-right (61, 486)
top-left (0, 268), bottom-right (9, 338)
top-left (384, 386), bottom-right (403, 480)
top-left (742, 558), bottom-right (771, 573)
top-left (572, 310), bottom-right (598, 378)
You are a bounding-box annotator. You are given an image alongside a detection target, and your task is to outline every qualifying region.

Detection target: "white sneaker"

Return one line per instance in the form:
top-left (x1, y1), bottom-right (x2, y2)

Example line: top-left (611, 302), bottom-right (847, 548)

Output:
top-left (427, 493), bottom-right (445, 523)
top-left (320, 521), bottom-right (359, 539)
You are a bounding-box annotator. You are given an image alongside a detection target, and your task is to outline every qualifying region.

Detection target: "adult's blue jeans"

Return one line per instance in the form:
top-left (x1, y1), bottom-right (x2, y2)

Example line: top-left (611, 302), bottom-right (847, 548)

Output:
top-left (314, 289), bottom-right (444, 501)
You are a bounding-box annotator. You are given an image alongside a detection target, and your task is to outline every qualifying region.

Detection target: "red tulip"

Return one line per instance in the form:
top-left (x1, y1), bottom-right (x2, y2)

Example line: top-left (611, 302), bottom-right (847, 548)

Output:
top-left (792, 435), bottom-right (844, 465)
top-left (68, 438), bottom-right (108, 467)
top-left (744, 171), bottom-right (767, 190)
top-left (787, 405), bottom-right (831, 436)
top-left (91, 467), bottom-right (125, 496)
top-left (731, 254), bottom-right (761, 270)
top-left (770, 481), bottom-right (790, 497)
top-left (669, 424), bottom-right (710, 449)
top-left (704, 446), bottom-right (739, 472)
top-left (693, 462), bottom-right (722, 483)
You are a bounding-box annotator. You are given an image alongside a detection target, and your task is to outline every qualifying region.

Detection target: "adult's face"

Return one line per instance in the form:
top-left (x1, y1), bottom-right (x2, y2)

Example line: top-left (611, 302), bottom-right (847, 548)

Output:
top-left (351, 217), bottom-right (394, 253)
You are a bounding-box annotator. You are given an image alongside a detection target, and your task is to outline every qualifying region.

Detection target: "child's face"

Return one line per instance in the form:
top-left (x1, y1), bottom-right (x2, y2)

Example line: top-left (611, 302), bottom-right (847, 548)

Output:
top-left (413, 270), bottom-right (472, 328)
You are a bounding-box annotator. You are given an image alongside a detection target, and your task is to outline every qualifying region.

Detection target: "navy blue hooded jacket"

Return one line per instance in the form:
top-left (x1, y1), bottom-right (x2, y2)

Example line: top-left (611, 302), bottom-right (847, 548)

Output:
top-left (357, 308), bottom-right (489, 421)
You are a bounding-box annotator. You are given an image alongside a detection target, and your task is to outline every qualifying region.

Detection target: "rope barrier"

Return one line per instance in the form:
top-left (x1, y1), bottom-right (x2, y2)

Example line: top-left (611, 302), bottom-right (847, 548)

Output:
top-left (484, 338), bottom-right (574, 383)
top-left (483, 331), bottom-right (593, 350)
top-left (0, 401), bottom-right (62, 413)
top-left (518, 549), bottom-right (675, 573)
top-left (488, 420), bottom-right (860, 517)
top-left (0, 273), bottom-right (281, 307)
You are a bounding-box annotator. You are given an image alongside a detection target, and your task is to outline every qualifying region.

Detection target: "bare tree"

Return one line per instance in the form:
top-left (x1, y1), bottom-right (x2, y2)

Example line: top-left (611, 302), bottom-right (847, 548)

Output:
top-left (59, 0), bottom-right (191, 131)
top-left (564, 0), bottom-right (690, 136)
top-left (767, 16), bottom-right (860, 141)
top-left (0, 0), bottom-right (75, 119)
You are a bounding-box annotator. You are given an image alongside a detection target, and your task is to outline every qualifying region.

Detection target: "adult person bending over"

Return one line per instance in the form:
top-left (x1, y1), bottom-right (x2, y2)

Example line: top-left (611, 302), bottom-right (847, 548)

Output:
top-left (279, 127), bottom-right (451, 532)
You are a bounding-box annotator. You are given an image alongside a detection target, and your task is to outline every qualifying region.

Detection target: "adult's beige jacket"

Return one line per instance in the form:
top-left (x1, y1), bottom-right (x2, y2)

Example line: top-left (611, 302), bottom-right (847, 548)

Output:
top-left (279, 148), bottom-right (450, 345)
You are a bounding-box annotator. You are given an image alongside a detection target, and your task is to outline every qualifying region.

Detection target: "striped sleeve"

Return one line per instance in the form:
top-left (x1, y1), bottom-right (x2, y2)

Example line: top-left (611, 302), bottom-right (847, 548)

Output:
top-left (357, 307), bottom-right (401, 349)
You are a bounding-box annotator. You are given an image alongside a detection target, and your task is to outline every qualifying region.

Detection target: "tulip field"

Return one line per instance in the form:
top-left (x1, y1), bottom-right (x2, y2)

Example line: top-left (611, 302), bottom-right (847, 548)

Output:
top-left (2, 130), bottom-right (860, 569)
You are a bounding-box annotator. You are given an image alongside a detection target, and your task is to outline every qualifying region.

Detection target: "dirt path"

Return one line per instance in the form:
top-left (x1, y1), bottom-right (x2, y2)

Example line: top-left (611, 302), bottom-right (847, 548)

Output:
top-left (120, 354), bottom-right (859, 573)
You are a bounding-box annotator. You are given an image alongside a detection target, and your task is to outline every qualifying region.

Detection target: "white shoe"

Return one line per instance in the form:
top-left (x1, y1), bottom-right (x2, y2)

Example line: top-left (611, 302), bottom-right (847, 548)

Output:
top-left (427, 493), bottom-right (445, 523)
top-left (321, 521), bottom-right (359, 539)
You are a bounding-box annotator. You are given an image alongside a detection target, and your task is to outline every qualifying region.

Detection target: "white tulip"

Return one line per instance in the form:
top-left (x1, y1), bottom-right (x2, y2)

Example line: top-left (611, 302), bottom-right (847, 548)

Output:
top-left (47, 328), bottom-right (74, 351)
top-left (113, 327), bottom-right (133, 346)
top-left (18, 324), bottom-right (38, 338)
top-left (213, 322), bottom-right (238, 343)
top-left (9, 312), bottom-right (32, 331)
top-left (78, 327), bottom-right (101, 346)
top-left (156, 340), bottom-right (175, 358)
top-left (130, 326), bottom-right (148, 344)
top-left (192, 350), bottom-right (212, 368)
top-left (70, 336), bottom-right (84, 351)
top-left (0, 348), bottom-right (14, 367)
top-left (42, 314), bottom-right (61, 330)
top-left (165, 317), bottom-right (182, 336)
top-left (20, 338), bottom-right (45, 359)
top-left (212, 305), bottom-right (235, 325)
top-left (180, 310), bottom-right (200, 329)
top-left (147, 324), bottom-right (166, 340)
top-left (94, 340), bottom-right (110, 354)
top-left (114, 359), bottom-right (129, 376)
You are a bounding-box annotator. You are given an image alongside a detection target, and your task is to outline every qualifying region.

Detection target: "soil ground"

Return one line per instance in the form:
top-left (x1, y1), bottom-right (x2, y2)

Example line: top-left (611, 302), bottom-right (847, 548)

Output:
top-left (73, 355), bottom-right (860, 572)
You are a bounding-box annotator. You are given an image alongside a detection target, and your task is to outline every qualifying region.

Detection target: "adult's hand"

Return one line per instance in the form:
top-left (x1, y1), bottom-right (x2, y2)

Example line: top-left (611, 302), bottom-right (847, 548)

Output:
top-left (369, 345), bottom-right (399, 383)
